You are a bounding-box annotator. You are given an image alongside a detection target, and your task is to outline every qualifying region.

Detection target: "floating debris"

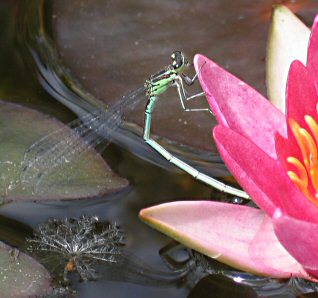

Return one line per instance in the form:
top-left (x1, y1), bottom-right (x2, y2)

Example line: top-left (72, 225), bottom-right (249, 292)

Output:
top-left (27, 215), bottom-right (124, 282)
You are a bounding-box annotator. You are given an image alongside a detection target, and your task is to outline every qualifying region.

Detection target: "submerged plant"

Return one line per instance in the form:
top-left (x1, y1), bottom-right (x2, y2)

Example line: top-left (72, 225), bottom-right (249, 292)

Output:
top-left (140, 8), bottom-right (318, 283)
top-left (27, 215), bottom-right (124, 282)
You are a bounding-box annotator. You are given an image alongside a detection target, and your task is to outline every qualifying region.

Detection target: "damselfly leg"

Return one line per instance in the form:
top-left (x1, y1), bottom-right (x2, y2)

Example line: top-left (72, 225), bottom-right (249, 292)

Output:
top-left (174, 62), bottom-right (212, 114)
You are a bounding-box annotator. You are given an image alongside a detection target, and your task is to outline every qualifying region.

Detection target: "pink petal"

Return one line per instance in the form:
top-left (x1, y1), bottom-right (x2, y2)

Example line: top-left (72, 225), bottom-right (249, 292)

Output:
top-left (139, 201), bottom-right (308, 279)
top-left (273, 210), bottom-right (318, 278)
top-left (286, 60), bottom-right (318, 129)
top-left (194, 54), bottom-right (286, 159)
top-left (307, 15), bottom-right (318, 79)
top-left (214, 125), bottom-right (318, 222)
top-left (266, 5), bottom-right (310, 112)
top-left (249, 215), bottom-right (309, 279)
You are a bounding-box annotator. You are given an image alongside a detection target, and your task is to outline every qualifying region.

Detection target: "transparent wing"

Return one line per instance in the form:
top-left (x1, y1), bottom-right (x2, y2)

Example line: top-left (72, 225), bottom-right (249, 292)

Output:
top-left (20, 87), bottom-right (145, 194)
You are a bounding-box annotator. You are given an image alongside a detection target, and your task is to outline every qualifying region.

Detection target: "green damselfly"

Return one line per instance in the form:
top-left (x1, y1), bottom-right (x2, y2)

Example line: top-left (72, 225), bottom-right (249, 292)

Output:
top-left (143, 51), bottom-right (248, 199)
top-left (22, 51), bottom-right (249, 199)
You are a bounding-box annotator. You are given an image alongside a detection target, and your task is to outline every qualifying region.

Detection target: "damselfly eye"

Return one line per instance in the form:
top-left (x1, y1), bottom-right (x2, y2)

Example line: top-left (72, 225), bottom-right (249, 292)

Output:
top-left (171, 50), bottom-right (184, 69)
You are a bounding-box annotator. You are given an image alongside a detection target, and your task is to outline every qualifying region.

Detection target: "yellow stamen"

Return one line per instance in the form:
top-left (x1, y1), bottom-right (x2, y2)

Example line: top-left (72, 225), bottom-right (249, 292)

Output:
top-left (286, 157), bottom-right (308, 187)
top-left (289, 119), bottom-right (310, 169)
top-left (299, 128), bottom-right (318, 167)
top-left (305, 115), bottom-right (318, 144)
top-left (311, 167), bottom-right (318, 193)
top-left (287, 116), bottom-right (318, 206)
top-left (287, 171), bottom-right (306, 192)
top-left (287, 171), bottom-right (318, 207)
top-left (299, 128), bottom-right (318, 192)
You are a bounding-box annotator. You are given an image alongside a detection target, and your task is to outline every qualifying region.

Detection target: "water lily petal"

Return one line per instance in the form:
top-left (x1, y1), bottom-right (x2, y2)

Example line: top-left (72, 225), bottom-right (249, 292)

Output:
top-left (266, 5), bottom-right (310, 112)
top-left (307, 15), bottom-right (318, 79)
top-left (286, 60), bottom-right (318, 130)
top-left (275, 133), bottom-right (302, 179)
top-left (194, 54), bottom-right (286, 159)
top-left (214, 125), bottom-right (318, 222)
top-left (273, 210), bottom-right (318, 278)
top-left (249, 215), bottom-right (310, 280)
top-left (139, 201), bottom-right (307, 278)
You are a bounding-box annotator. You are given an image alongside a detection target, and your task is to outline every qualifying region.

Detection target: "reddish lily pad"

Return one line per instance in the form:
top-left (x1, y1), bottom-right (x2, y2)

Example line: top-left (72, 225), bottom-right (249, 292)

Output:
top-left (0, 241), bottom-right (52, 297)
top-left (50, 1), bottom-right (318, 155)
top-left (266, 5), bottom-right (310, 112)
top-left (0, 100), bottom-right (128, 202)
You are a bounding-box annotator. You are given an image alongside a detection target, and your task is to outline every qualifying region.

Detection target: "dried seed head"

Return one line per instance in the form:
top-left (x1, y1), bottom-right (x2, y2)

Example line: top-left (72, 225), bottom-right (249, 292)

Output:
top-left (27, 215), bottom-right (125, 282)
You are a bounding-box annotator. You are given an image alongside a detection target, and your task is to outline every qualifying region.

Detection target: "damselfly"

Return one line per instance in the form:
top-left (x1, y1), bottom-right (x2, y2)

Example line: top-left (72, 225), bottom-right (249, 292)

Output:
top-left (22, 51), bottom-right (249, 199)
top-left (143, 51), bottom-right (249, 199)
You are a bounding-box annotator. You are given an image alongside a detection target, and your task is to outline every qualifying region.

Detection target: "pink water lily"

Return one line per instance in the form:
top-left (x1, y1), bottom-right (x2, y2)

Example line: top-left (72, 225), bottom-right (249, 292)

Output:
top-left (140, 14), bottom-right (318, 281)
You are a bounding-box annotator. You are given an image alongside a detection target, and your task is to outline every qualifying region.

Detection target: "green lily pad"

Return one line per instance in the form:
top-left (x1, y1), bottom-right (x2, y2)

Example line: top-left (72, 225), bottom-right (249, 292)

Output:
top-left (0, 100), bottom-right (128, 202)
top-left (266, 5), bottom-right (310, 112)
top-left (0, 241), bottom-right (52, 297)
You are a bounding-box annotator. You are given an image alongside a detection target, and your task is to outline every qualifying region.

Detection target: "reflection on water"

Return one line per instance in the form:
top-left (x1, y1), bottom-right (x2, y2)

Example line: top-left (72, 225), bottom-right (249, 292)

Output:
top-left (0, 0), bottom-right (318, 297)
top-left (160, 242), bottom-right (318, 297)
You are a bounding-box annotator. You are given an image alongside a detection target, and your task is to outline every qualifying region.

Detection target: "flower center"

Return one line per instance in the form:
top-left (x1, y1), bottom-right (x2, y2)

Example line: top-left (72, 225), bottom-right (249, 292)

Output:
top-left (287, 106), bottom-right (318, 207)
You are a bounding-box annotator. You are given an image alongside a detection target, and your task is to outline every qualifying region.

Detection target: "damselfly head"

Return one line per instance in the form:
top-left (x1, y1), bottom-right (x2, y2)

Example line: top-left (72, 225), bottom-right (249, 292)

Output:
top-left (171, 50), bottom-right (188, 70)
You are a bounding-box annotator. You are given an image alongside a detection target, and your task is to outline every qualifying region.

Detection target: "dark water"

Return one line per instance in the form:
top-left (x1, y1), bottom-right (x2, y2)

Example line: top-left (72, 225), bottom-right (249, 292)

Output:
top-left (1, 0), bottom-right (318, 297)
